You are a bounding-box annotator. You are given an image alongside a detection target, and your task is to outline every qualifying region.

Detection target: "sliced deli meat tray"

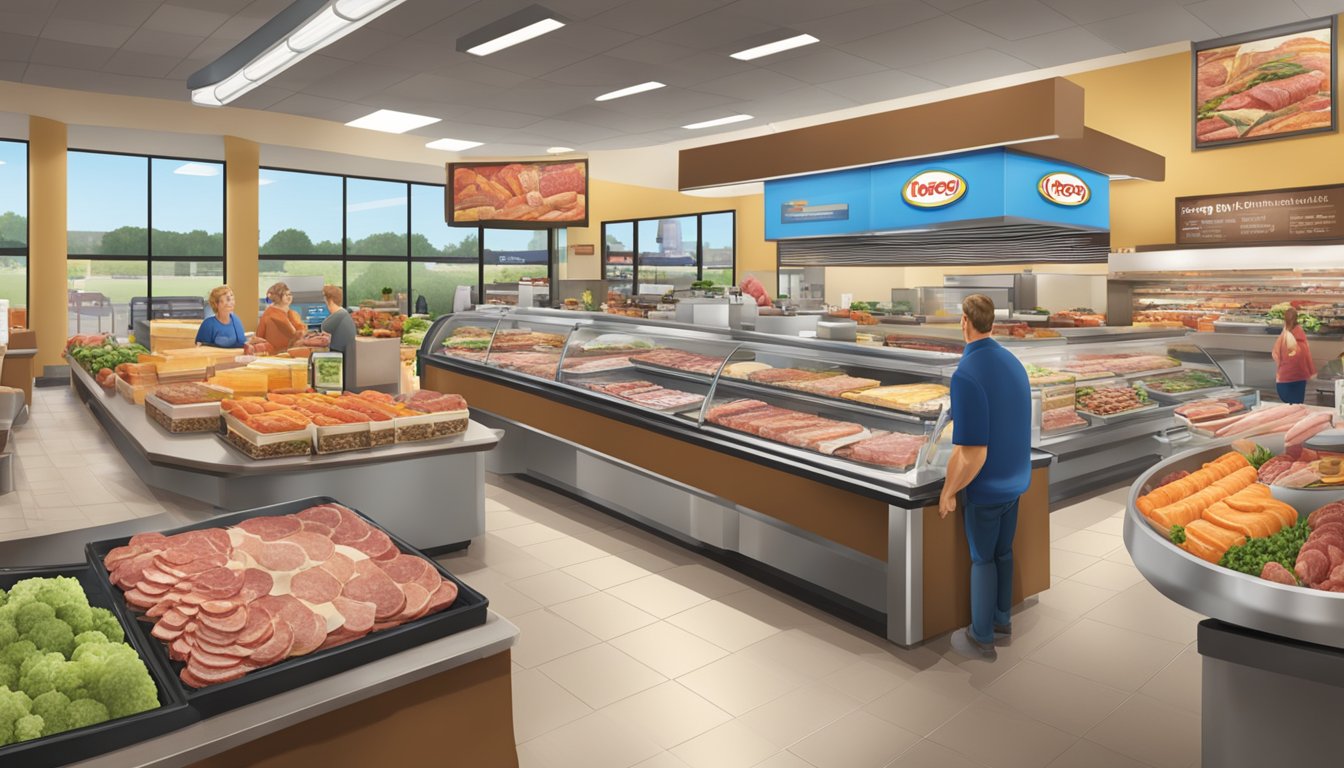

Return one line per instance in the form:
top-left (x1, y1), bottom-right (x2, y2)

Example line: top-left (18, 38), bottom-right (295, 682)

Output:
top-left (0, 565), bottom-right (196, 768)
top-left (85, 498), bottom-right (488, 718)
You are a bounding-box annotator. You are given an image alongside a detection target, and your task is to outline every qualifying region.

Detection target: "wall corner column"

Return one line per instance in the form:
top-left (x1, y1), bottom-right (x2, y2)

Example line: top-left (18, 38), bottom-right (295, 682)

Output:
top-left (29, 116), bottom-right (67, 373)
top-left (225, 136), bottom-right (259, 332)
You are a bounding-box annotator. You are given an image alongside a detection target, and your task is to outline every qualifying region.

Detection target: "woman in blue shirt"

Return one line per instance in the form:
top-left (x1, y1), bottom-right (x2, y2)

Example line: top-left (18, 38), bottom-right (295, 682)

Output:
top-left (196, 285), bottom-right (247, 348)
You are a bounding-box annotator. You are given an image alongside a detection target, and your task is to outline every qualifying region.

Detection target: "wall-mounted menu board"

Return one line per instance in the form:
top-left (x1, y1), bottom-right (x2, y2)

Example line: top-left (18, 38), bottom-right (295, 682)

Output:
top-left (1176, 184), bottom-right (1344, 244)
top-left (1193, 16), bottom-right (1336, 149)
top-left (447, 160), bottom-right (588, 229)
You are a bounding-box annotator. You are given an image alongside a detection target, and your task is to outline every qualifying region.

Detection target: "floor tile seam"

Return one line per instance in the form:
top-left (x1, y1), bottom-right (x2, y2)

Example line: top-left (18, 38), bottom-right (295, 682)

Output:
top-left (879, 737), bottom-right (993, 768)
top-left (783, 716), bottom-right (923, 766)
top-left (595, 684), bottom-right (742, 752)
top-left (1025, 645), bottom-right (1172, 696)
top-left (923, 701), bottom-right (1078, 768)
top-left (1079, 609), bottom-right (1196, 649)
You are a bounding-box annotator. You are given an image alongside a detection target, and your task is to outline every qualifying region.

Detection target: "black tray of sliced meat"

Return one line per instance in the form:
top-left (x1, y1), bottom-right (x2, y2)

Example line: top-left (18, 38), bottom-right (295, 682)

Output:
top-left (84, 497), bottom-right (488, 718)
top-left (0, 565), bottom-right (197, 768)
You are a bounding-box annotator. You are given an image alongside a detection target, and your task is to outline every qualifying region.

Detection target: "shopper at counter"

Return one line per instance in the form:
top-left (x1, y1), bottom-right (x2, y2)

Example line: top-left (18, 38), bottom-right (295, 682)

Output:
top-left (321, 284), bottom-right (356, 352)
top-left (940, 294), bottom-right (1031, 661)
top-left (1273, 308), bottom-right (1315, 404)
top-left (195, 285), bottom-right (246, 349)
top-left (256, 282), bottom-right (306, 352)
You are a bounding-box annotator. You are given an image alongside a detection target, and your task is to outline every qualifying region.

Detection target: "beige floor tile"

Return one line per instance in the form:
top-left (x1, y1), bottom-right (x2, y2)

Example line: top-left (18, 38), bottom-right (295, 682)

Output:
top-left (671, 721), bottom-right (779, 768)
top-left (984, 660), bottom-right (1128, 736)
top-left (608, 574), bottom-right (713, 619)
top-left (550, 591), bottom-right (658, 640)
top-left (736, 684), bottom-right (860, 748)
top-left (667, 600), bottom-right (782, 652)
top-left (79, 502), bottom-right (136, 525)
top-left (539, 643), bottom-right (666, 709)
top-left (1050, 498), bottom-right (1119, 529)
top-left (1049, 547), bottom-right (1099, 579)
top-left (1069, 560), bottom-right (1145, 592)
top-left (751, 752), bottom-right (813, 768)
top-left (863, 662), bottom-right (981, 736)
top-left (524, 536), bottom-right (613, 568)
top-left (522, 711), bottom-right (662, 768)
top-left (0, 518), bottom-right (28, 534)
top-left (601, 681), bottom-right (732, 750)
top-left (1046, 738), bottom-right (1152, 768)
top-left (509, 609), bottom-right (601, 669)
top-left (562, 554), bottom-right (655, 590)
top-left (1138, 646), bottom-right (1202, 714)
top-left (1049, 523), bottom-right (1076, 542)
top-left (609, 622), bottom-right (730, 679)
top-left (511, 667), bottom-right (594, 743)
top-left (481, 547), bottom-right (557, 581)
top-left (1085, 516), bottom-right (1125, 536)
top-left (661, 563), bottom-right (753, 599)
top-left (1030, 618), bottom-right (1185, 691)
top-left (1087, 581), bottom-right (1203, 645)
top-left (677, 653), bottom-right (807, 717)
top-left (1085, 693), bottom-right (1200, 768)
top-left (632, 753), bottom-right (692, 768)
top-left (1104, 545), bottom-right (1135, 566)
top-left (0, 504), bottom-right (24, 521)
top-left (26, 504), bottom-right (87, 522)
top-left (738, 628), bottom-right (858, 680)
top-left (928, 697), bottom-right (1074, 768)
top-left (572, 526), bottom-right (644, 556)
top-left (48, 453), bottom-right (92, 468)
top-left (885, 739), bottom-right (989, 768)
top-left (30, 491), bottom-right (77, 510)
top-left (1032, 578), bottom-right (1119, 620)
top-left (1053, 529), bottom-right (1122, 557)
top-left (789, 710), bottom-right (921, 768)
top-left (820, 659), bottom-right (909, 703)
top-left (491, 521), bottom-right (572, 547)
top-left (715, 588), bottom-right (827, 630)
top-left (508, 570), bottom-right (598, 606)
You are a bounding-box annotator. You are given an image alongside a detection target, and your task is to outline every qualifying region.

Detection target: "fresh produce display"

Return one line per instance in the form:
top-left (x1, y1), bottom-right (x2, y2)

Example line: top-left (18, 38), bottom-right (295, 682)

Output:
top-left (1141, 369), bottom-right (1227, 394)
top-left (629, 349), bottom-right (727, 376)
top-left (1221, 520), bottom-right (1310, 580)
top-left (67, 336), bottom-right (150, 388)
top-left (313, 358), bottom-right (342, 389)
top-left (0, 576), bottom-right (159, 744)
top-left (1075, 385), bottom-right (1151, 416)
top-left (584, 380), bottom-right (705, 412)
top-left (704, 399), bottom-right (927, 469)
top-left (841, 383), bottom-right (950, 415)
top-left (100, 504), bottom-right (460, 688)
top-left (400, 318), bottom-right (430, 349)
top-left (349, 310), bottom-right (406, 339)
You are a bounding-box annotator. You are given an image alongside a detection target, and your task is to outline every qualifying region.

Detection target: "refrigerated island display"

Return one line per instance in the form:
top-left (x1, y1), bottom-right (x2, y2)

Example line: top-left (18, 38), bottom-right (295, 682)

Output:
top-left (422, 307), bottom-right (1054, 646)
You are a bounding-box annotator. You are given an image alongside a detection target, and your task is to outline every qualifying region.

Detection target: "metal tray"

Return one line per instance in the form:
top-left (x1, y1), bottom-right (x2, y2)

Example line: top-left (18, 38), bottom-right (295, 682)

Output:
top-left (0, 565), bottom-right (197, 768)
top-left (85, 497), bottom-right (488, 718)
top-left (1075, 402), bottom-right (1161, 424)
top-left (629, 359), bottom-right (723, 383)
top-left (1139, 381), bottom-right (1232, 405)
top-left (559, 360), bottom-right (637, 377)
top-left (716, 376), bottom-right (938, 425)
top-left (1040, 415), bottom-right (1092, 437)
top-left (879, 344), bottom-right (963, 362)
top-left (691, 406), bottom-right (924, 475)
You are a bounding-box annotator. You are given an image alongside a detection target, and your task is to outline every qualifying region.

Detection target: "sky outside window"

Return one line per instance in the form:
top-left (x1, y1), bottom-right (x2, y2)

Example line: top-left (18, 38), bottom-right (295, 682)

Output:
top-left (258, 169), bottom-right (342, 254)
top-left (68, 151), bottom-right (147, 254)
top-left (346, 177), bottom-right (406, 256)
top-left (151, 158), bottom-right (223, 257)
top-left (0, 141), bottom-right (25, 245)
top-left (411, 184), bottom-right (476, 259)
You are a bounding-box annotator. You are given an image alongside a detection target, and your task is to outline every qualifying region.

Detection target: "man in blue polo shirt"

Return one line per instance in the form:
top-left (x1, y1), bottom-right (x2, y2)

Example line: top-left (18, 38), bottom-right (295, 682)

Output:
top-left (940, 294), bottom-right (1031, 661)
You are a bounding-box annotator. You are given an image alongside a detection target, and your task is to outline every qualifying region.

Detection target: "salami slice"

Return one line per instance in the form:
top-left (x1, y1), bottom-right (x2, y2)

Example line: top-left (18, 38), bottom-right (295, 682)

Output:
top-left (342, 568), bottom-right (406, 620)
top-left (129, 532), bottom-right (168, 548)
top-left (349, 528), bottom-right (395, 560)
top-left (317, 625), bottom-right (368, 651)
top-left (237, 605), bottom-right (273, 647)
top-left (397, 582), bottom-right (432, 621)
top-left (137, 580), bottom-right (172, 597)
top-left (297, 504), bottom-right (344, 530)
top-left (182, 659), bottom-right (249, 688)
top-left (288, 610), bottom-right (328, 657)
top-left (282, 531), bottom-right (335, 563)
top-left (239, 568), bottom-right (274, 603)
top-left (291, 567), bottom-right (343, 604)
top-left (194, 567), bottom-right (245, 599)
top-left (376, 554), bottom-right (427, 584)
top-left (200, 605), bottom-right (249, 633)
top-left (319, 552), bottom-right (356, 584)
top-left (239, 515), bottom-right (303, 541)
top-left (255, 541), bottom-right (306, 572)
top-left (425, 580), bottom-right (459, 614)
top-left (331, 596), bottom-right (376, 632)
top-left (247, 618), bottom-right (294, 667)
top-left (151, 622), bottom-right (183, 642)
top-left (300, 520), bottom-right (334, 537)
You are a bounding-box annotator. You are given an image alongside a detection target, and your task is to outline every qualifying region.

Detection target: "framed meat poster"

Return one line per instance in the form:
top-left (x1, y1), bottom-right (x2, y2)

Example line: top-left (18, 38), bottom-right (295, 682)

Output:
top-left (1193, 16), bottom-right (1336, 149)
top-left (447, 159), bottom-right (588, 228)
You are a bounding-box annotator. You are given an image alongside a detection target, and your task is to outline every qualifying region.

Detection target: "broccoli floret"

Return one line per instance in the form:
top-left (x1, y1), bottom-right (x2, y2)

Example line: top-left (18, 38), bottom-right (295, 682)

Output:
top-left (0, 686), bottom-right (33, 747)
top-left (24, 617), bottom-right (75, 658)
top-left (31, 577), bottom-right (86, 614)
top-left (14, 602), bottom-right (55, 635)
top-left (14, 713), bottom-right (42, 741)
top-left (70, 642), bottom-right (136, 666)
top-left (0, 621), bottom-right (17, 648)
top-left (73, 630), bottom-right (109, 649)
top-left (87, 608), bottom-right (124, 644)
top-left (30, 691), bottom-right (71, 736)
top-left (18, 652), bottom-right (81, 698)
top-left (0, 586), bottom-right (7, 606)
top-left (0, 663), bottom-right (15, 691)
top-left (83, 653), bottom-right (157, 719)
top-left (66, 698), bottom-right (110, 730)
top-left (55, 603), bottom-right (94, 636)
top-left (1, 640), bottom-right (36, 668)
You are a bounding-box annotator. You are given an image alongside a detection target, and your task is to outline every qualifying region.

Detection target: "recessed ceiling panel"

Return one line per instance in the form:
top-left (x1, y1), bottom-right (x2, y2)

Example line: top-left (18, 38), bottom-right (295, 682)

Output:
top-left (1084, 5), bottom-right (1218, 51)
top-left (103, 50), bottom-right (182, 78)
top-left (763, 47), bottom-right (890, 85)
top-left (952, 0), bottom-right (1076, 41)
top-left (903, 47), bottom-right (1036, 87)
top-left (121, 28), bottom-right (205, 59)
top-left (590, 0), bottom-right (726, 36)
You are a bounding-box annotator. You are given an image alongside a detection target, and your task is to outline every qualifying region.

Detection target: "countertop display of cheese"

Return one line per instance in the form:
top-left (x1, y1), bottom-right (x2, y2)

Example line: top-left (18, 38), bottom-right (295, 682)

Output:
top-left (840, 383), bottom-right (950, 412)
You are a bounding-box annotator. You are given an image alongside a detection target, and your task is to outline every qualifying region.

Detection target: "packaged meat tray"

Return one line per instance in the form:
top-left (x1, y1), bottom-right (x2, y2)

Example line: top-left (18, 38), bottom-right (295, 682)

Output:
top-left (560, 354), bottom-right (635, 376)
top-left (629, 349), bottom-right (727, 377)
top-left (703, 399), bottom-right (928, 471)
top-left (84, 498), bottom-right (489, 718)
top-left (313, 421), bottom-right (372, 455)
top-left (221, 412), bottom-right (314, 459)
top-left (395, 390), bottom-right (470, 441)
top-left (0, 565), bottom-right (196, 768)
top-left (144, 393), bottom-right (225, 434)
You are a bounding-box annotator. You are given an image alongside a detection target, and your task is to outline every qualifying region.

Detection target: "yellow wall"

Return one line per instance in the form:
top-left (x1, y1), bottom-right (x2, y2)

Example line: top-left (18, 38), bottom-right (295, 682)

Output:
top-left (225, 137), bottom-right (260, 331)
top-left (28, 117), bottom-right (66, 372)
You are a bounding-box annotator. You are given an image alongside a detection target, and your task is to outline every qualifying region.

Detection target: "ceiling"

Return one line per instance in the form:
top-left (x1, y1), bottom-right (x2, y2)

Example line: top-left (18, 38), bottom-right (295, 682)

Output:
top-left (0, 0), bottom-right (1339, 156)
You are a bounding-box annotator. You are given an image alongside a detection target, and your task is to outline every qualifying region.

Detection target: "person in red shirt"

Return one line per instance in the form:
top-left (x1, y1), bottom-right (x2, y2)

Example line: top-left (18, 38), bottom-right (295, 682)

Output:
top-left (1272, 308), bottom-right (1316, 404)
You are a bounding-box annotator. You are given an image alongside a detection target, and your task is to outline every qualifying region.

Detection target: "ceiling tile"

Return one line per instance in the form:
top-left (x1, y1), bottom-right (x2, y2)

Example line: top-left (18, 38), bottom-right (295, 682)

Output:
top-left (1084, 5), bottom-right (1218, 50)
top-left (229, 84), bottom-right (296, 110)
top-left (263, 92), bottom-right (359, 120)
top-left (1294, 0), bottom-right (1344, 17)
top-left (1185, 0), bottom-right (1308, 37)
top-left (605, 37), bottom-right (704, 65)
top-left (590, 0), bottom-right (725, 36)
top-left (819, 68), bottom-right (943, 103)
top-left (169, 0), bottom-right (253, 13)
top-left (24, 62), bottom-right (182, 100)
top-left (168, 57), bottom-right (208, 80)
top-left (1041, 0), bottom-right (1173, 25)
top-left (734, 88), bottom-right (860, 120)
top-left (763, 47), bottom-right (889, 84)
top-left (41, 17), bottom-right (137, 48)
top-left (319, 26), bottom-right (403, 63)
top-left (362, 40), bottom-right (457, 74)
top-left (405, 0), bottom-right (538, 44)
top-left (692, 68), bottom-right (810, 100)
top-left (540, 55), bottom-right (664, 87)
top-left (365, 0), bottom-right (477, 38)
top-left (121, 28), bottom-right (206, 58)
top-left (925, 0), bottom-right (982, 9)
top-left (455, 107), bottom-right (546, 130)
top-left (238, 0), bottom-right (292, 17)
top-left (0, 11), bottom-right (52, 38)
top-left (28, 38), bottom-right (117, 69)
top-left (723, 0), bottom-right (895, 25)
top-left (902, 47), bottom-right (1036, 86)
top-left (996, 25), bottom-right (1123, 67)
top-left (271, 54), bottom-right (355, 91)
top-left (515, 117), bottom-right (625, 143)
top-left (581, 131), bottom-right (683, 150)
top-left (550, 105), bottom-right (674, 133)
top-left (209, 13), bottom-right (271, 43)
top-left (802, 1), bottom-right (946, 45)
top-left (480, 83), bottom-right (608, 117)
top-left (649, 10), bottom-right (781, 52)
top-left (384, 73), bottom-right (496, 105)
top-left (0, 33), bottom-right (39, 64)
top-left (544, 0), bottom-right (632, 20)
top-left (142, 4), bottom-right (232, 36)
top-left (0, 61), bottom-right (26, 82)
top-left (654, 55), bottom-right (744, 89)
top-left (952, 0), bottom-right (1076, 41)
top-left (52, 0), bottom-right (160, 27)
top-left (430, 58), bottom-right (533, 89)
top-left (467, 25), bottom-right (637, 79)
top-left (845, 14), bottom-right (1001, 68)
top-left (594, 86), bottom-right (737, 118)
top-left (103, 50), bottom-right (182, 78)
top-left (302, 64), bottom-right (415, 102)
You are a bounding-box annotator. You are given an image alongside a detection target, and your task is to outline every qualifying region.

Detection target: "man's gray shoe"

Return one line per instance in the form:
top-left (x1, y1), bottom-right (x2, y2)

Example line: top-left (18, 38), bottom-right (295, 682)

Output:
top-left (950, 626), bottom-right (998, 661)
top-left (994, 623), bottom-right (1012, 638)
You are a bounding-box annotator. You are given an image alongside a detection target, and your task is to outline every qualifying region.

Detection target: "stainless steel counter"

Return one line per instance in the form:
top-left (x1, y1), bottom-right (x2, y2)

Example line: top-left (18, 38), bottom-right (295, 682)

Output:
top-left (68, 360), bottom-right (500, 552)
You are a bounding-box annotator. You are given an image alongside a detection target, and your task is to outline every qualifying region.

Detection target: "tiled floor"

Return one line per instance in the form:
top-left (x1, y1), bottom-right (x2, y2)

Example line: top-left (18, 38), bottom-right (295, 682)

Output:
top-left (6, 385), bottom-right (1205, 767)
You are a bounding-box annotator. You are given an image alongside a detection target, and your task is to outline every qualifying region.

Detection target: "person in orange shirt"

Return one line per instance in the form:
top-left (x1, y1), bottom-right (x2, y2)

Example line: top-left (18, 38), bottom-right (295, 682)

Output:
top-left (256, 282), bottom-right (306, 353)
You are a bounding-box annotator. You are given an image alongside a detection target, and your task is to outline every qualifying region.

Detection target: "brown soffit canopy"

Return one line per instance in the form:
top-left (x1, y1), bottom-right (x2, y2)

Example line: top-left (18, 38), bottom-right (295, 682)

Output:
top-left (677, 77), bottom-right (1164, 190)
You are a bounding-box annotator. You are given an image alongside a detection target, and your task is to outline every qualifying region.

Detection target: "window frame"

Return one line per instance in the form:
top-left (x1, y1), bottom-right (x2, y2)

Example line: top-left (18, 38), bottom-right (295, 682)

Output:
top-left (601, 210), bottom-right (735, 295)
top-left (0, 138), bottom-right (29, 309)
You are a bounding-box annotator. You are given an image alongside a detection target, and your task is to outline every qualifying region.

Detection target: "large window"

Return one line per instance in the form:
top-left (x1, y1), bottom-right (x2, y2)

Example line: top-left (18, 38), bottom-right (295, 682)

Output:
top-left (261, 169), bottom-right (555, 318)
top-left (67, 151), bottom-right (224, 334)
top-left (0, 140), bottom-right (26, 310)
top-left (602, 211), bottom-right (734, 296)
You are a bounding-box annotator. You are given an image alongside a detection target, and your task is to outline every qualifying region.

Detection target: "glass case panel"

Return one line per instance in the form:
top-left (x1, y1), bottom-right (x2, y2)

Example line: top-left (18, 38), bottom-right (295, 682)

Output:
top-left (430, 312), bottom-right (502, 364)
top-left (482, 313), bottom-right (575, 381)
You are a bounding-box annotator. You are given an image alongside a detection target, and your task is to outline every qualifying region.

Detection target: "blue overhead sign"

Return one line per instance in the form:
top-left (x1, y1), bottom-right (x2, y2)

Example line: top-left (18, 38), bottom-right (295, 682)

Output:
top-left (763, 148), bottom-right (1108, 240)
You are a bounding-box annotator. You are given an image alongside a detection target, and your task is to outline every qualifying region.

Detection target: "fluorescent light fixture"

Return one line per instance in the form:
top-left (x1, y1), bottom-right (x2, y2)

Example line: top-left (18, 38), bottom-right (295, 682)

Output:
top-left (347, 109), bottom-right (440, 133)
top-left (595, 81), bottom-right (664, 102)
top-left (243, 44), bottom-right (296, 81)
top-left (546, 147), bottom-right (573, 154)
top-left (174, 162), bottom-right (220, 177)
top-left (731, 33), bottom-right (819, 61)
top-left (333, 0), bottom-right (396, 20)
top-left (425, 138), bottom-right (484, 151)
top-left (457, 5), bottom-right (566, 57)
top-left (287, 7), bottom-right (349, 52)
top-left (683, 114), bottom-right (753, 130)
top-left (213, 72), bottom-right (254, 104)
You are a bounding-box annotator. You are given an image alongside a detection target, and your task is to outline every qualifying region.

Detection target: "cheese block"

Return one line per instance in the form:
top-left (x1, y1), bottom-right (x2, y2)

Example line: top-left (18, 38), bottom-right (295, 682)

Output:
top-left (722, 361), bottom-right (772, 379)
